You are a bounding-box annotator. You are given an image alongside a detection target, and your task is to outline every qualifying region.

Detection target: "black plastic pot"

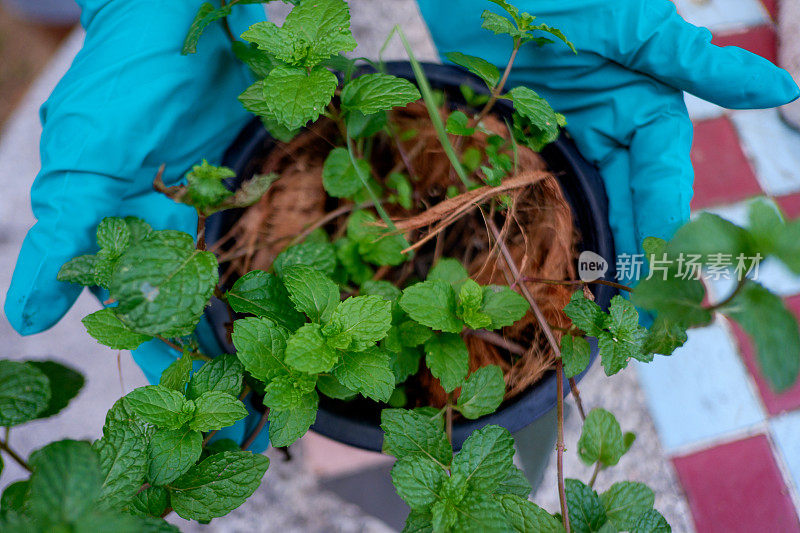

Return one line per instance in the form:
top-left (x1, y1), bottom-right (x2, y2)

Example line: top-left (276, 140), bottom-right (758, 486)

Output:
top-left (205, 62), bottom-right (617, 452)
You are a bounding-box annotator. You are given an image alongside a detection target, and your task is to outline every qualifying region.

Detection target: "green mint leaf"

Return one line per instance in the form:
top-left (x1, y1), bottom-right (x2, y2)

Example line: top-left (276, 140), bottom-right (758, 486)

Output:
top-left (632, 276), bottom-right (711, 328)
top-left (281, 264), bottom-right (340, 323)
top-left (322, 147), bottom-right (372, 198)
top-left (184, 160), bottom-right (235, 214)
top-left (282, 0), bottom-right (356, 66)
top-left (28, 360), bottom-right (84, 420)
top-left (400, 280), bottom-right (463, 333)
top-left (182, 2), bottom-right (231, 55)
top-left (642, 236), bottom-right (668, 259)
top-left (273, 241), bottom-right (337, 278)
top-left (241, 21), bottom-right (299, 65)
top-left (456, 365), bottom-right (505, 419)
top-left (722, 282), bottom-right (800, 391)
top-left (58, 254), bottom-right (99, 286)
top-left (231, 41), bottom-right (277, 79)
top-left (82, 308), bottom-right (153, 350)
top-left (578, 408), bottom-right (626, 467)
top-left (528, 22), bottom-right (576, 52)
top-left (561, 335), bottom-right (591, 378)
top-left (28, 440), bottom-right (102, 524)
top-left (346, 110), bottom-right (388, 139)
top-left (239, 79), bottom-right (270, 116)
top-left (328, 295), bottom-right (393, 345)
top-left (451, 425), bottom-right (515, 494)
top-left (480, 285), bottom-right (529, 329)
top-left (187, 354), bottom-right (244, 400)
top-left (775, 220), bottom-right (800, 273)
top-left (190, 391), bottom-right (248, 432)
top-left (129, 486), bottom-right (169, 517)
top-left (494, 467), bottom-right (532, 498)
top-left (481, 10), bottom-right (518, 38)
top-left (448, 492), bottom-right (508, 531)
top-left (445, 110), bottom-right (477, 136)
top-left (398, 320), bottom-right (434, 347)
top-left (381, 409), bottom-right (452, 467)
top-left (336, 237), bottom-right (375, 284)
top-left (0, 360), bottom-right (50, 426)
top-left (424, 333), bottom-right (469, 392)
top-left (110, 231), bottom-right (218, 337)
top-left (427, 258), bottom-right (469, 290)
top-left (497, 494), bottom-right (565, 533)
top-left (599, 296), bottom-right (649, 374)
top-left (601, 482), bottom-right (655, 531)
top-left (564, 290), bottom-right (605, 337)
top-left (347, 210), bottom-right (408, 267)
top-left (642, 315), bottom-right (688, 356)
top-left (332, 347), bottom-right (395, 402)
top-left (159, 350), bottom-right (193, 392)
top-left (168, 451), bottom-right (269, 521)
top-left (432, 499), bottom-right (458, 531)
top-left (96, 217), bottom-right (132, 254)
top-left (509, 86), bottom-right (561, 151)
top-left (565, 478), bottom-right (608, 533)
top-left (444, 52), bottom-right (500, 88)
top-left (457, 279), bottom-right (492, 329)
top-left (387, 171), bottom-right (413, 209)
top-left (403, 511), bottom-right (434, 532)
top-left (93, 398), bottom-right (151, 509)
top-left (226, 270), bottom-right (304, 331)
top-left (122, 216), bottom-right (153, 243)
top-left (1, 480), bottom-right (29, 515)
top-left (268, 391), bottom-right (319, 447)
top-left (316, 374), bottom-right (357, 400)
top-left (285, 323), bottom-right (339, 373)
top-left (232, 317), bottom-right (291, 382)
top-left (124, 385), bottom-right (194, 429)
top-left (667, 212), bottom-right (754, 261)
top-left (147, 428), bottom-right (202, 486)
top-left (341, 73), bottom-right (421, 115)
top-left (631, 509), bottom-right (671, 533)
top-left (389, 347), bottom-right (423, 384)
top-left (390, 456), bottom-right (446, 511)
top-left (362, 279), bottom-right (402, 304)
top-left (263, 372), bottom-right (317, 411)
top-left (262, 66), bottom-right (338, 130)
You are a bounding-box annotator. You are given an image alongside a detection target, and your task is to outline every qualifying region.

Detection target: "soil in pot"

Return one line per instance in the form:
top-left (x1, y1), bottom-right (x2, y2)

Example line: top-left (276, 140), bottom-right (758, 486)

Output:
top-left (210, 97), bottom-right (580, 418)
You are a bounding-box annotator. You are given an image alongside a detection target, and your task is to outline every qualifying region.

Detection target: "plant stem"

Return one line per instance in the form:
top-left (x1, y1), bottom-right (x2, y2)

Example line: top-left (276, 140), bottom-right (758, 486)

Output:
top-left (345, 135), bottom-right (397, 231)
top-left (569, 377), bottom-right (586, 421)
top-left (242, 408), bottom-right (270, 451)
top-left (525, 277), bottom-right (634, 294)
top-left (708, 278), bottom-right (748, 311)
top-left (589, 461), bottom-right (601, 489)
top-left (196, 213), bottom-right (207, 251)
top-left (0, 438), bottom-right (31, 472)
top-left (466, 329), bottom-right (526, 356)
top-left (445, 393), bottom-right (454, 445)
top-left (157, 336), bottom-right (183, 353)
top-left (485, 217), bottom-right (570, 533)
top-left (219, 0), bottom-right (236, 44)
top-left (472, 45), bottom-right (520, 127)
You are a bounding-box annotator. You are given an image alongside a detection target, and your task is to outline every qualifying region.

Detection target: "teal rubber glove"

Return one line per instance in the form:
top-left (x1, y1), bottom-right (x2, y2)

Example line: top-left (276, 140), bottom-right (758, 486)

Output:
top-left (4, 0), bottom-right (269, 450)
top-left (418, 0), bottom-right (800, 282)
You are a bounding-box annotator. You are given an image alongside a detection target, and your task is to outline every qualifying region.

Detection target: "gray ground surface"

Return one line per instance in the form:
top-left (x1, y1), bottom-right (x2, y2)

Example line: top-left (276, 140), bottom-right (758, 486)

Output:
top-left (0, 1), bottom-right (694, 531)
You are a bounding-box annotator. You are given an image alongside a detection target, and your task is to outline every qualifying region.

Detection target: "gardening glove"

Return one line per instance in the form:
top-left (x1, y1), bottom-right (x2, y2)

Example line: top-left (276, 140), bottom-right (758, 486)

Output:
top-left (417, 0), bottom-right (800, 284)
top-left (4, 0), bottom-right (270, 451)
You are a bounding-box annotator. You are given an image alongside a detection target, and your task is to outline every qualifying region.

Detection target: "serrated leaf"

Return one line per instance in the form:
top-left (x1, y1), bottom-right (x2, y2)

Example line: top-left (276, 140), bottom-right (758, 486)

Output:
top-left (273, 241), bottom-right (337, 277)
top-left (601, 482), bottom-right (655, 531)
top-left (481, 10), bottom-right (518, 37)
top-left (381, 409), bottom-right (452, 467)
top-left (110, 231), bottom-right (218, 337)
top-left (446, 110), bottom-right (477, 137)
top-left (187, 354), bottom-right (244, 400)
top-left (58, 254), bottom-right (99, 286)
top-left (268, 391), bottom-right (319, 447)
top-left (285, 323), bottom-right (339, 373)
top-left (227, 270), bottom-right (304, 331)
top-left (631, 509), bottom-right (671, 533)
top-left (96, 217), bottom-right (131, 254)
top-left (341, 73), bottom-right (421, 115)
top-left (328, 295), bottom-right (392, 345)
top-left (565, 478), bottom-right (608, 533)
top-left (632, 276), bottom-right (711, 328)
top-left (316, 374), bottom-right (357, 400)
top-left (333, 347), bottom-right (395, 402)
top-left (190, 391), bottom-right (248, 432)
top-left (82, 308), bottom-right (153, 350)
top-left (263, 373), bottom-right (317, 411)
top-left (93, 399), bottom-right (151, 509)
top-left (389, 347), bottom-right (423, 384)
top-left (232, 317), bottom-right (291, 382)
top-left (268, 0), bottom-right (356, 67)
top-left (427, 258), bottom-right (469, 289)
top-left (322, 147), bottom-right (372, 198)
top-left (28, 440), bottom-right (102, 524)
top-left (147, 428), bottom-right (202, 486)
top-left (578, 408), bottom-right (626, 467)
top-left (346, 109), bottom-right (388, 139)
top-left (456, 365), bottom-right (505, 419)
top-left (390, 456), bottom-right (446, 511)
top-left (184, 160), bottom-right (235, 214)
top-left (232, 41), bottom-right (277, 79)
top-left (281, 265), bottom-right (340, 323)
top-left (497, 494), bottom-right (565, 533)
top-left (445, 52), bottom-right (500, 88)
top-left (347, 210), bottom-right (408, 267)
top-left (510, 86), bottom-right (561, 151)
top-left (400, 280), bottom-right (463, 333)
top-left (457, 279), bottom-right (492, 329)
top-left (128, 486), bottom-right (168, 517)
top-left (480, 285), bottom-right (529, 329)
top-left (262, 66), bottom-right (338, 130)
top-left (168, 451), bottom-right (269, 521)
top-left (182, 2), bottom-right (231, 55)
top-left (29, 360), bottom-right (84, 419)
top-left (561, 335), bottom-right (591, 378)
top-left (124, 386), bottom-right (193, 429)
top-left (159, 351), bottom-right (193, 392)
top-left (642, 315), bottom-right (688, 356)
top-left (423, 333), bottom-right (469, 392)
top-left (336, 237), bottom-right (374, 284)
top-left (494, 467), bottom-right (532, 498)
top-left (1, 480), bottom-right (29, 514)
top-left (0, 360), bottom-right (50, 426)
top-left (451, 425), bottom-right (515, 494)
top-left (599, 296), bottom-right (649, 374)
top-left (722, 282), bottom-right (800, 391)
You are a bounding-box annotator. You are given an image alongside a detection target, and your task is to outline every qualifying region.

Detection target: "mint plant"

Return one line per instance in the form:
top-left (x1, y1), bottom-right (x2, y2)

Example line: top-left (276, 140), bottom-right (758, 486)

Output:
top-left (3, 1), bottom-right (799, 532)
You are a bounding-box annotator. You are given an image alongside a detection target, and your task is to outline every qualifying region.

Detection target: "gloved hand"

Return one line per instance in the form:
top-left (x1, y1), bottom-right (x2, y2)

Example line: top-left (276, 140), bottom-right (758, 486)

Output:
top-left (4, 0), bottom-right (269, 450)
top-left (417, 0), bottom-right (800, 283)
